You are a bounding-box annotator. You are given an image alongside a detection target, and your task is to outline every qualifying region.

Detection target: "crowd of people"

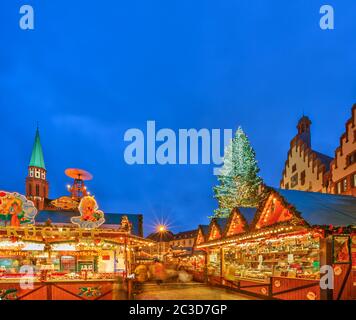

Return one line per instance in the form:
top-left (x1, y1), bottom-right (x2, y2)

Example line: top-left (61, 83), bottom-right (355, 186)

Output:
top-left (133, 258), bottom-right (193, 293)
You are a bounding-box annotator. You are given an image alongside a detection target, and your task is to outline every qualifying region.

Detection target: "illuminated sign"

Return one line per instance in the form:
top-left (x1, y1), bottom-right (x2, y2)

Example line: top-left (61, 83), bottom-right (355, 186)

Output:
top-left (0, 226), bottom-right (102, 240)
top-left (0, 191), bottom-right (37, 227)
top-left (52, 243), bottom-right (76, 251)
top-left (71, 196), bottom-right (105, 229)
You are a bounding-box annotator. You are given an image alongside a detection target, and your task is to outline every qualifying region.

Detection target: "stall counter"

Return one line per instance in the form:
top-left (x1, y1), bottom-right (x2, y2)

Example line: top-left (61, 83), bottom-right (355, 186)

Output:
top-left (0, 275), bottom-right (131, 300)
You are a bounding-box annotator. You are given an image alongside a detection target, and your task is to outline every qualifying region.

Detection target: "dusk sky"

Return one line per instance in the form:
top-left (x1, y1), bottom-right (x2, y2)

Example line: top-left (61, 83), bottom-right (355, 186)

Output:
top-left (1, 1), bottom-right (356, 235)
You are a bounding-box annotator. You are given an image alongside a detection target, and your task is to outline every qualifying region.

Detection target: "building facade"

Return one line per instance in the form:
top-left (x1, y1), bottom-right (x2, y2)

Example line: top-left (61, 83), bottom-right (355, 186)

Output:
top-left (281, 105), bottom-right (356, 197)
top-left (280, 116), bottom-right (333, 193)
top-left (330, 104), bottom-right (356, 196)
top-left (169, 230), bottom-right (197, 249)
top-left (145, 229), bottom-right (198, 260)
top-left (146, 231), bottom-right (175, 259)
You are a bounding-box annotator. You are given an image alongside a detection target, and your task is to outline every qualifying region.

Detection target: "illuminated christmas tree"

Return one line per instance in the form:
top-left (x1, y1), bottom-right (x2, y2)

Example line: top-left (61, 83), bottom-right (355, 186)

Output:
top-left (213, 127), bottom-right (262, 217)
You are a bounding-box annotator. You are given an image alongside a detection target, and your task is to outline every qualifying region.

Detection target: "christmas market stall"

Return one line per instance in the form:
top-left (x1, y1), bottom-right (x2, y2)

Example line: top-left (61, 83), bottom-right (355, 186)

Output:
top-left (195, 208), bottom-right (256, 286)
top-left (160, 225), bottom-right (209, 283)
top-left (195, 188), bottom-right (356, 300)
top-left (0, 191), bottom-right (154, 300)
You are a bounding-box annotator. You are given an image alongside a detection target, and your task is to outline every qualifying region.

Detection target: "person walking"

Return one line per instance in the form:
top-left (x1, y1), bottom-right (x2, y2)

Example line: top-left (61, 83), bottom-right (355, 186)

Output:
top-left (152, 259), bottom-right (166, 285)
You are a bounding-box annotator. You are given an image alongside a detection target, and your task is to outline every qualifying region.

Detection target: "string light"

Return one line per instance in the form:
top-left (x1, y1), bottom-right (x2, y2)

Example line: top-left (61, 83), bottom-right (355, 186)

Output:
top-left (196, 226), bottom-right (302, 249)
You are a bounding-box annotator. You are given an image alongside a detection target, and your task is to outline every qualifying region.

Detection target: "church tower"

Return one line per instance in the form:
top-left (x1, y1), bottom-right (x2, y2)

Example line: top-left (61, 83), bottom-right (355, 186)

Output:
top-left (26, 127), bottom-right (49, 210)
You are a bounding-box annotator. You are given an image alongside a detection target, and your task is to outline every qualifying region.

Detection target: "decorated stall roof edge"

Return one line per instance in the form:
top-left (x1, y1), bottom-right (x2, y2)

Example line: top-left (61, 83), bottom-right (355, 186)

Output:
top-left (275, 188), bottom-right (356, 226)
top-left (251, 187), bottom-right (356, 229)
top-left (35, 211), bottom-right (143, 236)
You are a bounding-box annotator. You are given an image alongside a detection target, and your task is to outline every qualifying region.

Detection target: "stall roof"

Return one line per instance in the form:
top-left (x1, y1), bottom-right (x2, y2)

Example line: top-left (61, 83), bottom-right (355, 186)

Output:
top-left (238, 207), bottom-right (257, 224)
top-left (276, 188), bottom-right (356, 226)
top-left (199, 225), bottom-right (210, 236)
top-left (215, 218), bottom-right (229, 232)
top-left (36, 211), bottom-right (143, 236)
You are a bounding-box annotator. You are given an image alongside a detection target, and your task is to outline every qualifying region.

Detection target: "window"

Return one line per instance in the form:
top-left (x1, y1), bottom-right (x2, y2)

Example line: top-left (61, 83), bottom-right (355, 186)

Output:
top-left (29, 170), bottom-right (34, 177)
top-left (347, 152), bottom-right (356, 167)
top-left (337, 182), bottom-right (342, 194)
top-left (291, 173), bottom-right (298, 188)
top-left (292, 164), bottom-right (297, 173)
top-left (36, 184), bottom-right (40, 196)
top-left (42, 173), bottom-right (45, 180)
top-left (342, 179), bottom-right (348, 192)
top-left (285, 183), bottom-right (289, 190)
top-left (29, 184), bottom-right (32, 195)
top-left (353, 174), bottom-right (356, 188)
top-left (300, 170), bottom-right (306, 186)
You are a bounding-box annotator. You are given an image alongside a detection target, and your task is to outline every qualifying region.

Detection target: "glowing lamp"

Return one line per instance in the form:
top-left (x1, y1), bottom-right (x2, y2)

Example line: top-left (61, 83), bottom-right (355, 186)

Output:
top-left (157, 225), bottom-right (166, 233)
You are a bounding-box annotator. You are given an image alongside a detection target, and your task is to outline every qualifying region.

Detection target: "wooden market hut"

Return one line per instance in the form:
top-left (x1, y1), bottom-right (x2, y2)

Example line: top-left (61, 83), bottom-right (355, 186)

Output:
top-left (195, 225), bottom-right (210, 246)
top-left (195, 187), bottom-right (356, 300)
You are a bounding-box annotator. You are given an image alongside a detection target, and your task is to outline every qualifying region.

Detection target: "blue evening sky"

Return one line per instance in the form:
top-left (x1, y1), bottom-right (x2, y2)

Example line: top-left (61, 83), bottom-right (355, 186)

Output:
top-left (1, 1), bottom-right (356, 235)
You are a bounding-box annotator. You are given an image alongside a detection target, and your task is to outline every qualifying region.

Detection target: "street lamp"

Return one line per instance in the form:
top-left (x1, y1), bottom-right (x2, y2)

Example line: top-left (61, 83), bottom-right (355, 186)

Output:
top-left (156, 224), bottom-right (167, 260)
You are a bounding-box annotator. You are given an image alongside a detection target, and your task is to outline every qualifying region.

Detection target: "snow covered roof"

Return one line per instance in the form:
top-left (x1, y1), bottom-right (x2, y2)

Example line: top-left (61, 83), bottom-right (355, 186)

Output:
top-left (276, 188), bottom-right (356, 226)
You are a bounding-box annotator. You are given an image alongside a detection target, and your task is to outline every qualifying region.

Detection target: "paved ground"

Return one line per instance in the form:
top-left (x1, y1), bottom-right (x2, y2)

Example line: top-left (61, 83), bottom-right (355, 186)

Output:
top-left (134, 283), bottom-right (258, 300)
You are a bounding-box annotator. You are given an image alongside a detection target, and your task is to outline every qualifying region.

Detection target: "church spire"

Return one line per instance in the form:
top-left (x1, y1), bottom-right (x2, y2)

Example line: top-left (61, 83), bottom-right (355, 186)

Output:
top-left (29, 126), bottom-right (46, 169)
top-left (26, 126), bottom-right (49, 210)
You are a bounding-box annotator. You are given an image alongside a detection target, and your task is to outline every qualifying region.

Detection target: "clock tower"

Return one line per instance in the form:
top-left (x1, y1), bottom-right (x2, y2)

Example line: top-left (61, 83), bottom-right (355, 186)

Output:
top-left (25, 127), bottom-right (49, 210)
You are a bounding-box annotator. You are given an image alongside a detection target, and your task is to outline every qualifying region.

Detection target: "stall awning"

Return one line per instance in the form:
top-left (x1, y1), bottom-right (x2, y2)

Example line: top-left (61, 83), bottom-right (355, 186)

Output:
top-left (276, 188), bottom-right (356, 226)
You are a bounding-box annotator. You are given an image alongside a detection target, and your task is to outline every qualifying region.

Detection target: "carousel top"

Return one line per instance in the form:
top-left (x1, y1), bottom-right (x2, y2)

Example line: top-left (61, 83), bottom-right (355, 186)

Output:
top-left (65, 168), bottom-right (93, 181)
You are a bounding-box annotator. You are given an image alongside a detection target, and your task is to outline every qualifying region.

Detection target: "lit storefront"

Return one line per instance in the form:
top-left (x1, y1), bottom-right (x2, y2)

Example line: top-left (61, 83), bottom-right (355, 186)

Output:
top-left (196, 188), bottom-right (356, 300)
top-left (0, 191), bottom-right (154, 300)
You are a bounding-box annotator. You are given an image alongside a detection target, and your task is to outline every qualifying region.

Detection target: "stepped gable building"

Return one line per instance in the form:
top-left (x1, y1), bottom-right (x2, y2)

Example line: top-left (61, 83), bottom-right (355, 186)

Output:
top-left (280, 116), bottom-right (333, 193)
top-left (330, 104), bottom-right (356, 196)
